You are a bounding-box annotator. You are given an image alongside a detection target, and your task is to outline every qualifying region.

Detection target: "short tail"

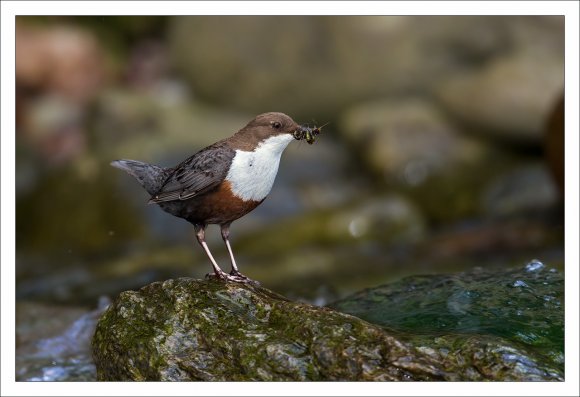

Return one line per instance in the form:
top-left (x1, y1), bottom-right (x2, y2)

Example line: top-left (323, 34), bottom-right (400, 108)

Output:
top-left (110, 159), bottom-right (168, 196)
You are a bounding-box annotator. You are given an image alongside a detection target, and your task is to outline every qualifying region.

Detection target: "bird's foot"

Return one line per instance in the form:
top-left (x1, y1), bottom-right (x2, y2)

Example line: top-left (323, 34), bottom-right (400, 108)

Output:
top-left (230, 270), bottom-right (260, 285)
top-left (229, 269), bottom-right (248, 279)
top-left (205, 270), bottom-right (257, 284)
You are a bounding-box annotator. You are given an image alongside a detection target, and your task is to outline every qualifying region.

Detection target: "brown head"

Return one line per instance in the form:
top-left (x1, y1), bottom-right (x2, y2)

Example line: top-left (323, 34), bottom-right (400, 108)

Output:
top-left (229, 112), bottom-right (312, 150)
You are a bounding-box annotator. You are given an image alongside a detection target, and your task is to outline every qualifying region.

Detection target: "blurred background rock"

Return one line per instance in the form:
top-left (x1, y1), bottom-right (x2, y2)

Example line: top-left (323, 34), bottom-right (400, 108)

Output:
top-left (16, 16), bottom-right (563, 321)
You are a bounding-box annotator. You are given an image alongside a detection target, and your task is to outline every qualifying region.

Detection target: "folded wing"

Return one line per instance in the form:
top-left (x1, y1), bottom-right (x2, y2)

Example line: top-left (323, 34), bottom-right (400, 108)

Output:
top-left (149, 142), bottom-right (235, 204)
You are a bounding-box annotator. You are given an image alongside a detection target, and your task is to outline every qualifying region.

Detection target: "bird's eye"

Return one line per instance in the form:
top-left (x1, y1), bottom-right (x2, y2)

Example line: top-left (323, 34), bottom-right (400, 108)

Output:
top-left (272, 121), bottom-right (282, 129)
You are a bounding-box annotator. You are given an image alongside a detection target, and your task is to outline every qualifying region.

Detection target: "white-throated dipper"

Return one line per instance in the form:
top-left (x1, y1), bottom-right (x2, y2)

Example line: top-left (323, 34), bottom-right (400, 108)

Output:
top-left (111, 112), bottom-right (321, 283)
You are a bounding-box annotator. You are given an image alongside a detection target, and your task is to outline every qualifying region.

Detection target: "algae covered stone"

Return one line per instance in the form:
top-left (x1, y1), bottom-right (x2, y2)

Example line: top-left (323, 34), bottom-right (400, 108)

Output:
top-left (330, 262), bottom-right (564, 380)
top-left (92, 274), bottom-right (562, 381)
top-left (92, 278), bottom-right (445, 381)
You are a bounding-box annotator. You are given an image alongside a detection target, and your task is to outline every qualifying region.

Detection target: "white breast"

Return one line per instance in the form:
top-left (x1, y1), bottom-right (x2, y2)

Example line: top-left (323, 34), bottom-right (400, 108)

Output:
top-left (225, 134), bottom-right (294, 201)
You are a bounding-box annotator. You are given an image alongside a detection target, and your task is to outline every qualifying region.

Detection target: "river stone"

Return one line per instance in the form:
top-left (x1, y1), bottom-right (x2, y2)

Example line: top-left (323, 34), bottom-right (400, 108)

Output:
top-left (167, 16), bottom-right (520, 120)
top-left (92, 279), bottom-right (439, 381)
top-left (481, 164), bottom-right (559, 217)
top-left (93, 277), bottom-right (562, 381)
top-left (339, 98), bottom-right (486, 183)
top-left (167, 16), bottom-right (562, 122)
top-left (330, 262), bottom-right (564, 379)
top-left (436, 51), bottom-right (563, 145)
top-left (338, 98), bottom-right (501, 223)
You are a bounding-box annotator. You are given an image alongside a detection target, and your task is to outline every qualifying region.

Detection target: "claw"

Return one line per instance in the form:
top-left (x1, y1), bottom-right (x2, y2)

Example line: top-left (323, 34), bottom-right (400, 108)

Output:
top-left (206, 271), bottom-right (258, 284)
top-left (230, 270), bottom-right (260, 285)
top-left (230, 269), bottom-right (248, 278)
top-left (205, 271), bottom-right (227, 281)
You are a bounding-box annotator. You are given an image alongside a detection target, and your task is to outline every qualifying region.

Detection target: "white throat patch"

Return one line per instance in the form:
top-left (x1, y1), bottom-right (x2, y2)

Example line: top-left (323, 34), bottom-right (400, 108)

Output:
top-left (225, 134), bottom-right (294, 201)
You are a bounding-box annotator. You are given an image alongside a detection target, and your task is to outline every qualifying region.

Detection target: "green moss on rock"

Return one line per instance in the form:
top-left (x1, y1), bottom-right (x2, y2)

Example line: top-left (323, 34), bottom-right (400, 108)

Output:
top-left (93, 279), bottom-right (442, 381)
top-left (93, 275), bottom-right (562, 381)
top-left (330, 262), bottom-right (564, 380)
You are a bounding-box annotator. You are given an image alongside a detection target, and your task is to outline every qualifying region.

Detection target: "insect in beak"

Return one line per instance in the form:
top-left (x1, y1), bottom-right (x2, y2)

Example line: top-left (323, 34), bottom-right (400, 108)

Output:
top-left (294, 122), bottom-right (328, 144)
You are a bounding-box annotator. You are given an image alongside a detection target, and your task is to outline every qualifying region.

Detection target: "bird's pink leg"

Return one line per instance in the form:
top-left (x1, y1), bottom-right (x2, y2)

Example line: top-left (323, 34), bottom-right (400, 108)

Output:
top-left (194, 224), bottom-right (228, 280)
top-left (221, 224), bottom-right (256, 284)
top-left (195, 224), bottom-right (253, 283)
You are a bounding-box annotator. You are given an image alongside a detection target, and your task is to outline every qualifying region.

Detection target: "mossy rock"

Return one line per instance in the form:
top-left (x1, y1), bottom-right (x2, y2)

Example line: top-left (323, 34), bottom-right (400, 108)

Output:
top-left (330, 261), bottom-right (564, 379)
top-left (92, 276), bottom-right (562, 381)
top-left (92, 279), bottom-right (441, 381)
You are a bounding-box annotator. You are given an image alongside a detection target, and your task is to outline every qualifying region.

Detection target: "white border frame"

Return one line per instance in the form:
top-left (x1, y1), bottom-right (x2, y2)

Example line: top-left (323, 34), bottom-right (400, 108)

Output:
top-left (2, 2), bottom-right (578, 396)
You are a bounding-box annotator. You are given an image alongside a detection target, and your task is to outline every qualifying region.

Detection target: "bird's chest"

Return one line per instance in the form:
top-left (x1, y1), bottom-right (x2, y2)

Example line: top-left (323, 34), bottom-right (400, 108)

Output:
top-left (225, 149), bottom-right (282, 202)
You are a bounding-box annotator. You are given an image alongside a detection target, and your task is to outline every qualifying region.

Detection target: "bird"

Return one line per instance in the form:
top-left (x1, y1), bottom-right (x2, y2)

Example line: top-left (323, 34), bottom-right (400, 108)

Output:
top-left (111, 112), bottom-right (317, 283)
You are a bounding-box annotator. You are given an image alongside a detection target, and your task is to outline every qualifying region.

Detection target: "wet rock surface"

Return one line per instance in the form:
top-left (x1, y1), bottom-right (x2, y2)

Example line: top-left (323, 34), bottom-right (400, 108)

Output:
top-left (92, 269), bottom-right (563, 381)
top-left (330, 261), bottom-right (564, 378)
top-left (93, 279), bottom-right (440, 381)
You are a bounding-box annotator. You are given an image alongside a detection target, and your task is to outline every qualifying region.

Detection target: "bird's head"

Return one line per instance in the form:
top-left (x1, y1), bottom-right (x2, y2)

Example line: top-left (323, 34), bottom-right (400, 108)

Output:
top-left (236, 112), bottom-right (320, 147)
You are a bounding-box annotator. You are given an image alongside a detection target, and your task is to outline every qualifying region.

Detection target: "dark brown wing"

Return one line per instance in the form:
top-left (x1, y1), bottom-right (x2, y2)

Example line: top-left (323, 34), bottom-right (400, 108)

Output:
top-left (149, 142), bottom-right (235, 203)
